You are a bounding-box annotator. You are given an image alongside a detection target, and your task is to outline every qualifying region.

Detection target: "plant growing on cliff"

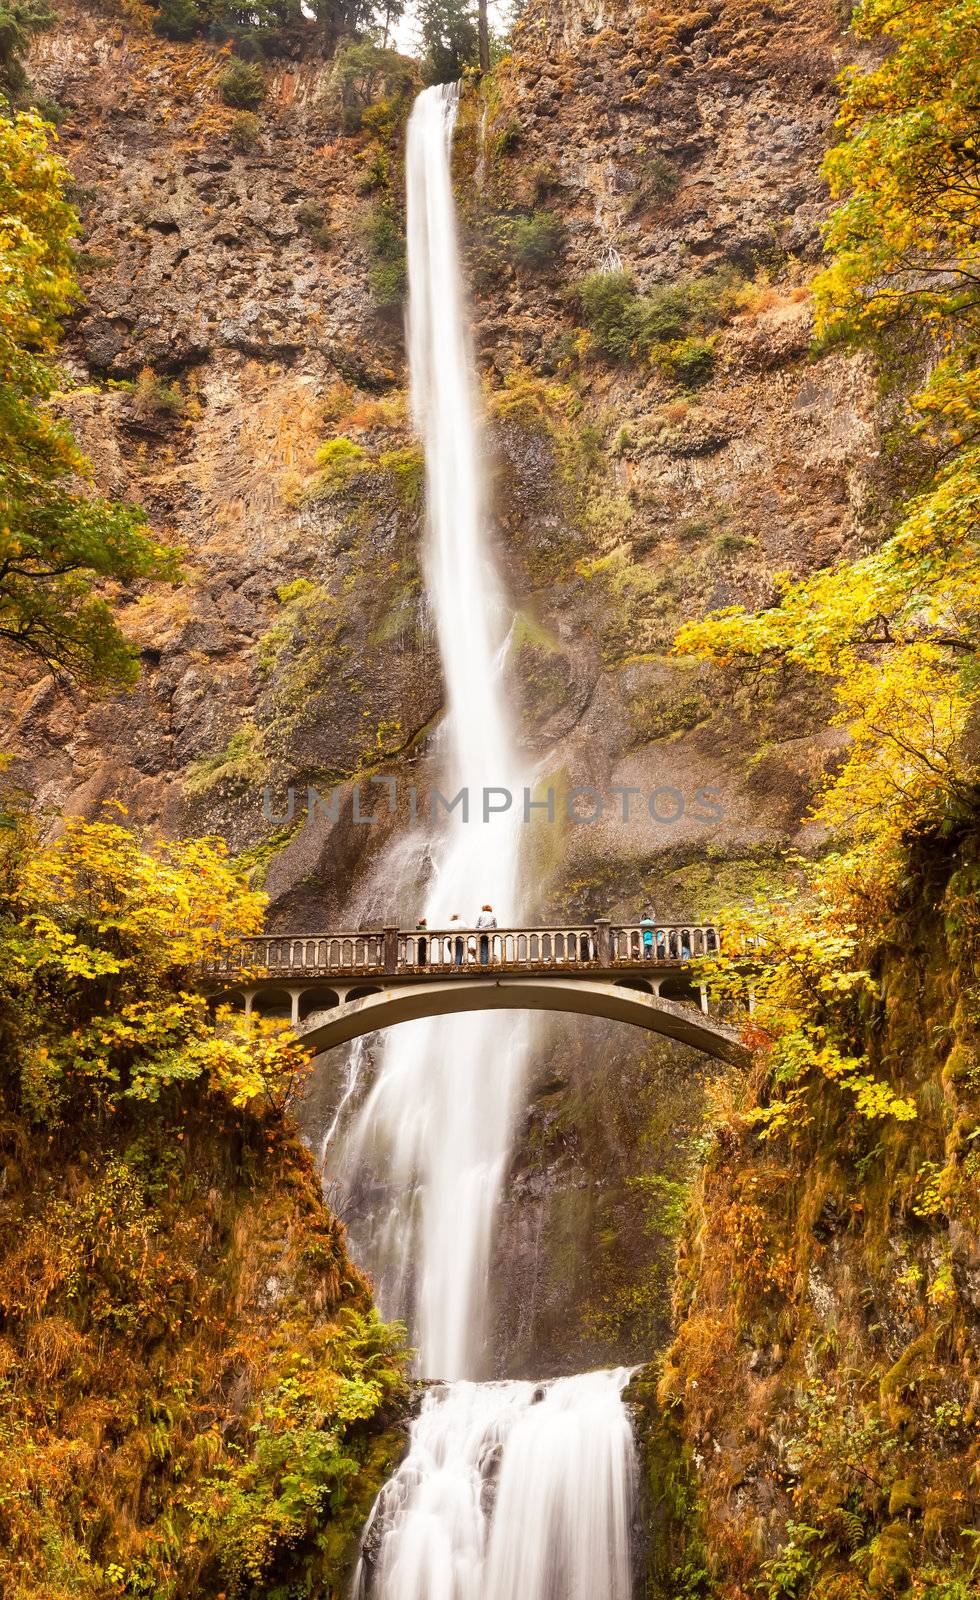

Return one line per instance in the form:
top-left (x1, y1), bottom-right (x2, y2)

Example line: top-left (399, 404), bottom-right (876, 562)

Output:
top-left (573, 269), bottom-right (740, 371)
top-left (666, 11), bottom-right (980, 1579)
top-left (0, 802), bottom-right (408, 1594)
top-left (0, 0), bottom-right (54, 95)
top-left (229, 109), bottom-right (262, 151)
top-left (507, 209), bottom-right (565, 273)
top-left (219, 57), bottom-right (266, 110)
top-left (330, 38), bottom-right (415, 132)
top-left (676, 0), bottom-right (980, 887)
top-left (0, 106), bottom-right (179, 687)
top-left (364, 201), bottom-right (407, 311)
top-left (629, 153), bottom-right (680, 213)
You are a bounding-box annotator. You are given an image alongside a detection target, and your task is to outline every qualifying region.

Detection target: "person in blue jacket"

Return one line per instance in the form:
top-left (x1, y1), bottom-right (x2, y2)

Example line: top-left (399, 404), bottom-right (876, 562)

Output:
top-left (640, 910), bottom-right (656, 959)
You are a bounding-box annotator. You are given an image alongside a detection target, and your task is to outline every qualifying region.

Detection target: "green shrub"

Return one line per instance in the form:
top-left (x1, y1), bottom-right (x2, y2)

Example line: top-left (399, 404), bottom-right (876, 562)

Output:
top-left (228, 110), bottom-right (261, 152)
top-left (296, 200), bottom-right (331, 249)
top-left (575, 271), bottom-right (649, 361)
top-left (714, 529), bottom-right (756, 555)
top-left (632, 153), bottom-right (680, 210)
top-left (365, 204), bottom-right (406, 312)
top-left (154, 0), bottom-right (201, 38)
top-left (310, 437), bottom-right (370, 494)
top-left (659, 334), bottom-right (717, 388)
top-left (509, 210), bottom-right (565, 273)
top-left (574, 269), bottom-right (741, 367)
top-left (219, 57), bottom-right (265, 111)
top-left (357, 145), bottom-right (389, 195)
top-left (31, 94), bottom-right (63, 125)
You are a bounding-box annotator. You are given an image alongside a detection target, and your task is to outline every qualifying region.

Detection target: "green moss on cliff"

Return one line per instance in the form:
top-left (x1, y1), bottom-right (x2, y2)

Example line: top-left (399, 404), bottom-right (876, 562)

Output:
top-left (626, 1366), bottom-right (713, 1600)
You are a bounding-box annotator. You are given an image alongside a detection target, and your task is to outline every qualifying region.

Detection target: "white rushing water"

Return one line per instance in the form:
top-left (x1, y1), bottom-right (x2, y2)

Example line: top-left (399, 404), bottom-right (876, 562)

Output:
top-left (334, 81), bottom-right (530, 1383)
top-left (355, 1371), bottom-right (637, 1600)
top-left (334, 82), bottom-right (639, 1600)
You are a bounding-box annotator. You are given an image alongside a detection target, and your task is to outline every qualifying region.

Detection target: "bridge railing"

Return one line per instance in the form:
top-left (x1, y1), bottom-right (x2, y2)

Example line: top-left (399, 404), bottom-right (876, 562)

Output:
top-left (206, 931), bottom-right (386, 977)
top-left (398, 925), bottom-right (603, 969)
top-left (202, 922), bottom-right (723, 979)
top-left (610, 924), bottom-right (720, 962)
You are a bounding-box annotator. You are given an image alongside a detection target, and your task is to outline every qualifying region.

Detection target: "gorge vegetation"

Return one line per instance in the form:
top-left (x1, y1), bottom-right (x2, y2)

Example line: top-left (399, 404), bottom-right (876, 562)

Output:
top-left (0, 46), bottom-right (408, 1597)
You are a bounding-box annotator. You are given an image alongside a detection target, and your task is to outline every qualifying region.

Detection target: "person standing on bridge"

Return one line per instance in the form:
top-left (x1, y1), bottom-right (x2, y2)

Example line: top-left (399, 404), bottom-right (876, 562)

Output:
top-left (476, 903), bottom-right (497, 966)
top-left (449, 912), bottom-right (464, 967)
top-left (640, 910), bottom-right (656, 960)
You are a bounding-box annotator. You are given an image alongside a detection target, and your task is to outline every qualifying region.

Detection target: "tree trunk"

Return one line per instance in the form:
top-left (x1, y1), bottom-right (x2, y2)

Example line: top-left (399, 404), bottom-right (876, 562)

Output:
top-left (478, 0), bottom-right (490, 73)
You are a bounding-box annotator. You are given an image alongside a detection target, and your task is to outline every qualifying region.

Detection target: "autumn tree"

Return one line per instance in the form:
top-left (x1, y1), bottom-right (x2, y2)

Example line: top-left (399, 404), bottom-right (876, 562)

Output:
top-left (1, 813), bottom-right (308, 1123)
top-left (0, 107), bottom-right (179, 688)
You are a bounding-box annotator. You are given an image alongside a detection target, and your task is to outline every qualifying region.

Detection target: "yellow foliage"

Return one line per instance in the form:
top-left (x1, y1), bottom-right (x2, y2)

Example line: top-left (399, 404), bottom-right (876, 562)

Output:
top-left (3, 815), bottom-right (307, 1120)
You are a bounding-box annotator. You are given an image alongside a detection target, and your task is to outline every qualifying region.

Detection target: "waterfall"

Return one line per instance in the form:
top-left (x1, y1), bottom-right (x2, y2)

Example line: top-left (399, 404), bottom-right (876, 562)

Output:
top-left (335, 81), bottom-right (529, 1382)
top-left (355, 1371), bottom-right (637, 1600)
top-left (334, 83), bottom-right (639, 1599)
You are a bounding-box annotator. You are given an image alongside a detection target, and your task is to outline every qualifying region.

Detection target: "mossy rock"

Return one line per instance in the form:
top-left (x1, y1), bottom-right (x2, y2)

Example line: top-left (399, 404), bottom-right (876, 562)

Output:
top-left (625, 1366), bottom-right (712, 1600)
top-left (868, 1522), bottom-right (913, 1593)
top-left (887, 1478), bottom-right (922, 1517)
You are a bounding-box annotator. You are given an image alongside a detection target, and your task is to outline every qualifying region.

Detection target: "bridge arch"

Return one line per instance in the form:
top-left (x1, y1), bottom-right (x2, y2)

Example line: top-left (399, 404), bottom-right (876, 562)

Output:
top-left (291, 977), bottom-right (748, 1067)
top-left (251, 987), bottom-right (293, 1020)
top-left (298, 988), bottom-right (341, 1021)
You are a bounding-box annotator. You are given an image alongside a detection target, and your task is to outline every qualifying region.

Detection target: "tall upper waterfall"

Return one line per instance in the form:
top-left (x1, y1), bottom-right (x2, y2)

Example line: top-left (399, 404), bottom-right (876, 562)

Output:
top-left (335, 82), bottom-right (529, 1383)
top-left (336, 83), bottom-right (639, 1600)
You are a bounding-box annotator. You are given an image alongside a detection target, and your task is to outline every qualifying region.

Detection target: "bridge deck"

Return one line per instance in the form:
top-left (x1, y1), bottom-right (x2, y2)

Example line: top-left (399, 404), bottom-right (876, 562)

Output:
top-left (203, 921), bottom-right (721, 983)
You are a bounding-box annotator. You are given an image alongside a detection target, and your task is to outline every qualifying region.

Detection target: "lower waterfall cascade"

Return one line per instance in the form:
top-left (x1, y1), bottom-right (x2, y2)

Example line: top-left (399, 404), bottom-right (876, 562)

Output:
top-left (354, 1371), bottom-right (638, 1600)
top-left (333, 82), bottom-right (641, 1599)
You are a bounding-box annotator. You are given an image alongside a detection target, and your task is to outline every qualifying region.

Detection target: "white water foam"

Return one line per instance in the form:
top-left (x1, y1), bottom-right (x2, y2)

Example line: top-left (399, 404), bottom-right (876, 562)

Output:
top-left (354, 1369), bottom-right (637, 1600)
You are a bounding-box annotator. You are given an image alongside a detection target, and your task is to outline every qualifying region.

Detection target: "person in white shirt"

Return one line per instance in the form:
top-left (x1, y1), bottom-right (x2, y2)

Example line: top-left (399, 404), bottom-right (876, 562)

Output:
top-left (475, 903), bottom-right (497, 966)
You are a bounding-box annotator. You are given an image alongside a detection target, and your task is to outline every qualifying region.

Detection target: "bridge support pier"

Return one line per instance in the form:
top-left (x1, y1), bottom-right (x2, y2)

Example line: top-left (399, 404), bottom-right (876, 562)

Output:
top-left (699, 985), bottom-right (708, 1015)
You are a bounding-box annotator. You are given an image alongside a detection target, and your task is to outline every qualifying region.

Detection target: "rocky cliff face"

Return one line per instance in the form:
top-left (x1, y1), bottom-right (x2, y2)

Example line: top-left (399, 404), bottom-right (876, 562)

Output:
top-left (9, 0), bottom-right (899, 1376)
top-left (15, 0), bottom-right (879, 898)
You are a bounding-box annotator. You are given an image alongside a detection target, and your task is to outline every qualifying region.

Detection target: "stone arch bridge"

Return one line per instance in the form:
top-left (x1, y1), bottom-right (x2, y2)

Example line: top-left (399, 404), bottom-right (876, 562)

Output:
top-left (203, 921), bottom-right (750, 1068)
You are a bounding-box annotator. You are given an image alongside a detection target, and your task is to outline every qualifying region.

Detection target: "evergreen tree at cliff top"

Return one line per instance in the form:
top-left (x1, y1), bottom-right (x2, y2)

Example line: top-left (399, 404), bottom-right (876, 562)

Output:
top-left (0, 106), bottom-right (178, 688)
top-left (151, 0), bottom-right (402, 52)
